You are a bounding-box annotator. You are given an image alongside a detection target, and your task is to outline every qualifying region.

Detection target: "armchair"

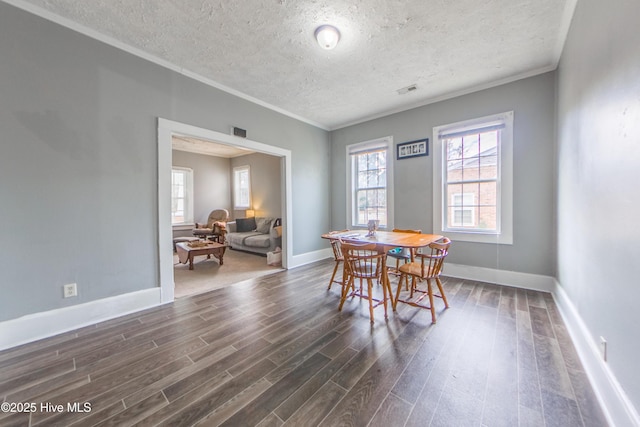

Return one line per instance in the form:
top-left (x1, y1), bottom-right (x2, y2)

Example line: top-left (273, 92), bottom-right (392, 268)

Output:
top-left (192, 209), bottom-right (229, 243)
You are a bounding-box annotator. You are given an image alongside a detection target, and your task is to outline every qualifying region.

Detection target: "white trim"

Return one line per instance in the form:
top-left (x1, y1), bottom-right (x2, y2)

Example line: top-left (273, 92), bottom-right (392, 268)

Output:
top-left (287, 248), bottom-right (556, 294)
top-left (172, 224), bottom-right (195, 231)
top-left (287, 254), bottom-right (556, 295)
top-left (0, 289), bottom-right (163, 351)
top-left (433, 111), bottom-right (513, 245)
top-left (3, 0), bottom-right (329, 131)
top-left (443, 263), bottom-right (555, 293)
top-left (552, 283), bottom-right (640, 427)
top-left (286, 252), bottom-right (556, 292)
top-left (158, 123), bottom-right (175, 303)
top-left (450, 193), bottom-right (476, 227)
top-left (3, 0), bottom-right (573, 134)
top-left (332, 66), bottom-right (556, 130)
top-left (444, 264), bottom-right (637, 425)
top-left (291, 248), bottom-right (333, 268)
top-left (2, 1), bottom-right (570, 133)
top-left (346, 136), bottom-right (394, 230)
top-left (171, 166), bottom-right (194, 225)
top-left (232, 165), bottom-right (252, 210)
top-left (158, 118), bottom-right (293, 305)
top-left (553, 0), bottom-right (579, 64)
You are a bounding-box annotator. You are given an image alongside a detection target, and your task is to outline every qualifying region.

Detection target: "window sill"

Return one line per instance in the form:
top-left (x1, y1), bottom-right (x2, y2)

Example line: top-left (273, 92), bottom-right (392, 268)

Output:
top-left (172, 224), bottom-right (195, 231)
top-left (350, 226), bottom-right (390, 232)
top-left (438, 229), bottom-right (513, 245)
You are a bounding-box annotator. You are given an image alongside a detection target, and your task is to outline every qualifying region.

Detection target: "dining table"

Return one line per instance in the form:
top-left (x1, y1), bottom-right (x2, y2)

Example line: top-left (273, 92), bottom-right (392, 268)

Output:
top-left (321, 229), bottom-right (444, 307)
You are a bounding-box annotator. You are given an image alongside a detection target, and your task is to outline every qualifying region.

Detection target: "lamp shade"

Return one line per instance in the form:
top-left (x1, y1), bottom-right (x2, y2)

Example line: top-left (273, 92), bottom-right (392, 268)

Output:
top-left (315, 25), bottom-right (340, 50)
top-left (245, 209), bottom-right (255, 218)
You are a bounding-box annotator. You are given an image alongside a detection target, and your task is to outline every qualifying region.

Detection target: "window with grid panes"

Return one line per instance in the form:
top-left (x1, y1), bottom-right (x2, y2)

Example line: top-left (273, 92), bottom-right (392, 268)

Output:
top-left (233, 165), bottom-right (251, 209)
top-left (171, 167), bottom-right (193, 225)
top-left (433, 112), bottom-right (513, 244)
top-left (347, 137), bottom-right (393, 229)
top-left (354, 149), bottom-right (387, 227)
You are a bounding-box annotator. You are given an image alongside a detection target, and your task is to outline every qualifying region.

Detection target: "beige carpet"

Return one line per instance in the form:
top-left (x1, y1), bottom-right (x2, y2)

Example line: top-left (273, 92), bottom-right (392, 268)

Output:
top-left (173, 248), bottom-right (283, 298)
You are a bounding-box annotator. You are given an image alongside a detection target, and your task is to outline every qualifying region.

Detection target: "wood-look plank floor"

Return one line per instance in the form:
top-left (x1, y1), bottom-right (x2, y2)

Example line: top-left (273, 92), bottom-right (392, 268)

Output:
top-left (0, 260), bottom-right (608, 426)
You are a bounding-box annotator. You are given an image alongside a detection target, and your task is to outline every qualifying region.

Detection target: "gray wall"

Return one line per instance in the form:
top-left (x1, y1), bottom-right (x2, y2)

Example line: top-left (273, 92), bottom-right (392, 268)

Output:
top-left (172, 149), bottom-right (232, 225)
top-left (230, 153), bottom-right (282, 220)
top-left (171, 150), bottom-right (231, 241)
top-left (556, 0), bottom-right (640, 408)
top-left (171, 149), bottom-right (231, 240)
top-left (0, 3), bottom-right (330, 322)
top-left (331, 72), bottom-right (556, 276)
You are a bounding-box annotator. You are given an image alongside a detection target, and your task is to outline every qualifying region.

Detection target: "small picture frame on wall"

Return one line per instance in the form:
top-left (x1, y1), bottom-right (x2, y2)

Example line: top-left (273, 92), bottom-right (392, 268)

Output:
top-left (397, 138), bottom-right (429, 160)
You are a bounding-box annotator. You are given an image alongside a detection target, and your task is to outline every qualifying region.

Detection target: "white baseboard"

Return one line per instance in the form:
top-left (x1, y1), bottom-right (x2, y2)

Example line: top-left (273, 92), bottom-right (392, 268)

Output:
top-left (291, 248), bottom-right (332, 268)
top-left (437, 263), bottom-right (638, 425)
top-left (0, 260), bottom-right (549, 352)
top-left (286, 253), bottom-right (557, 293)
top-left (3, 256), bottom-right (635, 427)
top-left (0, 247), bottom-right (337, 352)
top-left (444, 262), bottom-right (556, 292)
top-left (552, 282), bottom-right (640, 427)
top-left (2, 255), bottom-right (637, 426)
top-left (0, 288), bottom-right (164, 351)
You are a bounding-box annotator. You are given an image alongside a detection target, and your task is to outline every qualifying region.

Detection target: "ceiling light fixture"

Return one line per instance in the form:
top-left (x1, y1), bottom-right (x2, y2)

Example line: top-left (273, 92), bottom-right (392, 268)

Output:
top-left (315, 25), bottom-right (340, 50)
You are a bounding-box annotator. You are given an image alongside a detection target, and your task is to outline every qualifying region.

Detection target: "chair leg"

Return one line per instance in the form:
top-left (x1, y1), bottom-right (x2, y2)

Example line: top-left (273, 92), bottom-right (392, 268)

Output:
top-left (409, 276), bottom-right (417, 299)
top-left (394, 274), bottom-right (405, 311)
top-left (367, 278), bottom-right (375, 323)
top-left (381, 275), bottom-right (388, 319)
top-left (338, 276), bottom-right (353, 311)
top-left (436, 277), bottom-right (449, 308)
top-left (427, 279), bottom-right (437, 324)
top-left (328, 260), bottom-right (340, 290)
top-left (402, 259), bottom-right (411, 290)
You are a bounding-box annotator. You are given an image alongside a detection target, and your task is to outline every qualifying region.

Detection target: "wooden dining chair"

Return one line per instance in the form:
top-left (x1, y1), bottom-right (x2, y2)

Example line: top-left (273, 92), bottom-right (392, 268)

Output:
top-left (393, 237), bottom-right (451, 324)
top-left (339, 241), bottom-right (389, 323)
top-left (387, 228), bottom-right (422, 289)
top-left (327, 230), bottom-right (349, 290)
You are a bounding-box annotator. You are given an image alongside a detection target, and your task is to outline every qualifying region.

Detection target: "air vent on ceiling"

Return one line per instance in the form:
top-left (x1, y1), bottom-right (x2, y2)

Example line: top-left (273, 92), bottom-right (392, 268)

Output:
top-left (397, 84), bottom-right (418, 95)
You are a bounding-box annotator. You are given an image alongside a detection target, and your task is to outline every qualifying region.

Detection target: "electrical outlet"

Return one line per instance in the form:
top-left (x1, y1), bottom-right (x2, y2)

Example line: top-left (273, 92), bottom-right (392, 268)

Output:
top-left (63, 283), bottom-right (77, 298)
top-left (600, 336), bottom-right (607, 362)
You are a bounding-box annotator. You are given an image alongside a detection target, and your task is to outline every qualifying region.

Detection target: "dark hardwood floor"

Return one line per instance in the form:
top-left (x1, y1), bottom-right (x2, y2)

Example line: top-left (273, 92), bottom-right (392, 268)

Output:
top-left (0, 259), bottom-right (607, 426)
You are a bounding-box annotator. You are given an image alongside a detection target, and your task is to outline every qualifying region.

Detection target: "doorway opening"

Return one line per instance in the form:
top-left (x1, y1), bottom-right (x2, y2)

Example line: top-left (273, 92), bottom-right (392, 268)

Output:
top-left (158, 118), bottom-right (292, 302)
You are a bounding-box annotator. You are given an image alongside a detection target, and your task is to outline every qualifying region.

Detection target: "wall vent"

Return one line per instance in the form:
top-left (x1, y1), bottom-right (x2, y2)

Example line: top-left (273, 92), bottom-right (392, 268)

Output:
top-left (232, 126), bottom-right (247, 138)
top-left (397, 84), bottom-right (418, 95)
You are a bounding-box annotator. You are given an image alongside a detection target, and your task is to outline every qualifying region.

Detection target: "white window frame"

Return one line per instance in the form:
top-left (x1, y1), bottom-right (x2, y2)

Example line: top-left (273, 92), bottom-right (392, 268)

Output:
top-left (451, 193), bottom-right (476, 227)
top-left (171, 167), bottom-right (194, 226)
top-left (233, 165), bottom-right (251, 210)
top-left (346, 136), bottom-right (394, 230)
top-left (433, 111), bottom-right (513, 244)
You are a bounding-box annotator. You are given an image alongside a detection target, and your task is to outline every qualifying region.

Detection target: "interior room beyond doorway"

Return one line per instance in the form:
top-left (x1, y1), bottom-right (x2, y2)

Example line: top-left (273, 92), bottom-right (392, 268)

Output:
top-left (157, 118), bottom-right (293, 303)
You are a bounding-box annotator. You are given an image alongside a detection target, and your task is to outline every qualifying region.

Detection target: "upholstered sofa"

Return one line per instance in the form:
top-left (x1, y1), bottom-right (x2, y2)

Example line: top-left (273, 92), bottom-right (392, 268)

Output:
top-left (226, 217), bottom-right (281, 255)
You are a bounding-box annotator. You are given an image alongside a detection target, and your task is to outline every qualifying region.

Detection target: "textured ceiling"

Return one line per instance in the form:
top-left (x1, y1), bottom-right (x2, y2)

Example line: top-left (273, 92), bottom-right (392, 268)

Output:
top-left (172, 136), bottom-right (255, 158)
top-left (13, 0), bottom-right (573, 130)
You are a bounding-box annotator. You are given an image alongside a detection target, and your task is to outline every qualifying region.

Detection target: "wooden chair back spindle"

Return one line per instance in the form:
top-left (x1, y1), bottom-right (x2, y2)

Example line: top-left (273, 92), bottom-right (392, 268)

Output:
top-left (394, 237), bottom-right (451, 323)
top-left (326, 230), bottom-right (349, 290)
top-left (339, 241), bottom-right (389, 323)
top-left (418, 238), bottom-right (449, 279)
top-left (387, 228), bottom-right (422, 285)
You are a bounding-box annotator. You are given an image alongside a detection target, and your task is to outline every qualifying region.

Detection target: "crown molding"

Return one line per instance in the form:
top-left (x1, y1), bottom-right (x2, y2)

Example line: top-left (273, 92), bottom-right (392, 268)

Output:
top-left (2, 0), bottom-right (330, 131)
top-left (331, 65), bottom-right (557, 130)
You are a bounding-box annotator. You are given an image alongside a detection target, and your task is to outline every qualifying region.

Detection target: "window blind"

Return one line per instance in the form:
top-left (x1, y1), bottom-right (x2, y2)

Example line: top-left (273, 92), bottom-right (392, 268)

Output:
top-left (438, 121), bottom-right (505, 139)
